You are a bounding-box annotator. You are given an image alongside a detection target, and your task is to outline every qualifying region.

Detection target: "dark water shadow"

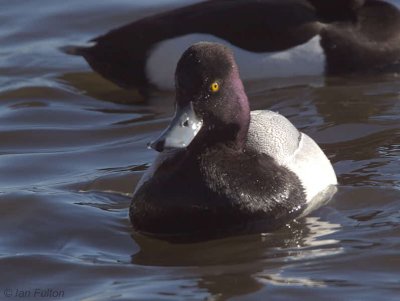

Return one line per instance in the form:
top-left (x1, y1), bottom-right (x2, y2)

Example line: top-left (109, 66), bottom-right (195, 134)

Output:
top-left (129, 214), bottom-right (343, 300)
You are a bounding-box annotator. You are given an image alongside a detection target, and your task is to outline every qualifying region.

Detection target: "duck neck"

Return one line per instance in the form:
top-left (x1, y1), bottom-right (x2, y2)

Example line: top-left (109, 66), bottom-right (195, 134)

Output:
top-left (231, 73), bottom-right (251, 150)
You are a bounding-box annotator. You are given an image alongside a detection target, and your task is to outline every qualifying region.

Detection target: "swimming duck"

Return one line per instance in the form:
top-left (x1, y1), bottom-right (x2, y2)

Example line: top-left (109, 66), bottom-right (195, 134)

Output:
top-left (130, 42), bottom-right (337, 240)
top-left (66, 0), bottom-right (400, 97)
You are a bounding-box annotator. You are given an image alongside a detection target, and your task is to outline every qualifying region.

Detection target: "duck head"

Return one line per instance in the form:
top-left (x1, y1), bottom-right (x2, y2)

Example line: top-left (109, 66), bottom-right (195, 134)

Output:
top-left (150, 42), bottom-right (251, 152)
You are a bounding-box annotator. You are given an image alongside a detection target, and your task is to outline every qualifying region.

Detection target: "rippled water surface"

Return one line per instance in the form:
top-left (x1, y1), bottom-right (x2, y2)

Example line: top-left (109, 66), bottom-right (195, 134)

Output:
top-left (1, 1), bottom-right (400, 300)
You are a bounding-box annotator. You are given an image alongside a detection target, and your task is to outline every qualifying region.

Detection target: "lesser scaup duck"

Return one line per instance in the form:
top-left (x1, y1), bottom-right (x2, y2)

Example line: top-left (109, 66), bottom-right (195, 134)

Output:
top-left (130, 42), bottom-right (337, 240)
top-left (65, 0), bottom-right (400, 96)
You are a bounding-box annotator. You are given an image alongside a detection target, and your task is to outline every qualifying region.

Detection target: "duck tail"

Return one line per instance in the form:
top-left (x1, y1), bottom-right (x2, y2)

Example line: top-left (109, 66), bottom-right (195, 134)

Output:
top-left (59, 44), bottom-right (93, 56)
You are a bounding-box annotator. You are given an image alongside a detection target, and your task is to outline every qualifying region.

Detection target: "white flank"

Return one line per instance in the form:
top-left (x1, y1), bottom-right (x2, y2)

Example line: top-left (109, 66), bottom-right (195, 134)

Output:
top-left (146, 34), bottom-right (324, 90)
top-left (247, 110), bottom-right (337, 204)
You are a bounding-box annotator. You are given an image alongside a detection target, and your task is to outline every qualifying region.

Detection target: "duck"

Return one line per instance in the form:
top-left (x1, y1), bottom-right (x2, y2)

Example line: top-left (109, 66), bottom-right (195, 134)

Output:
top-left (130, 42), bottom-right (337, 241)
top-left (65, 0), bottom-right (400, 97)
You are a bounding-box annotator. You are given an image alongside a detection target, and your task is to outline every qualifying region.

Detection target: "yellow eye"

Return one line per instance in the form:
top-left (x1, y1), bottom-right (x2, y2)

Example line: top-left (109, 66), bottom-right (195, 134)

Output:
top-left (210, 82), bottom-right (219, 93)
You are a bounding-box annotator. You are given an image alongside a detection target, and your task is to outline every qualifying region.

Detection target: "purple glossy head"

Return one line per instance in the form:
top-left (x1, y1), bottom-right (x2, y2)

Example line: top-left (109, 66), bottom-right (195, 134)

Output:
top-left (151, 42), bottom-right (251, 152)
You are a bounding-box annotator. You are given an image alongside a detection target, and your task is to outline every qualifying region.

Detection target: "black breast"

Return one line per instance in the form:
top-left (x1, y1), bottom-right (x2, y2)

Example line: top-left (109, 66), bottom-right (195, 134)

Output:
top-left (130, 146), bottom-right (307, 241)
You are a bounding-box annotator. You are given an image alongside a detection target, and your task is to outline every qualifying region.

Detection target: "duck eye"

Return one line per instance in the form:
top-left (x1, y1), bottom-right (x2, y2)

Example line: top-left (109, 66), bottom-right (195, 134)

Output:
top-left (210, 82), bottom-right (220, 93)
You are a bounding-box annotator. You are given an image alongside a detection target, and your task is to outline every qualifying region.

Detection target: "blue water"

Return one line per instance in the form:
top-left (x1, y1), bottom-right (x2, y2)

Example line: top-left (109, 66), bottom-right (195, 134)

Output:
top-left (0, 1), bottom-right (399, 300)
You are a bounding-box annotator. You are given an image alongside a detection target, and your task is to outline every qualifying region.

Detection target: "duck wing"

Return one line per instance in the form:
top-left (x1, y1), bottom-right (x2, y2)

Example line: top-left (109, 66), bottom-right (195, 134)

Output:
top-left (247, 110), bottom-right (337, 202)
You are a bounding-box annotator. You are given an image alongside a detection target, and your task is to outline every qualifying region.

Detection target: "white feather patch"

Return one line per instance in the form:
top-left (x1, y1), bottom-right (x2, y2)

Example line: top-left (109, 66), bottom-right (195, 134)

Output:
top-left (146, 34), bottom-right (324, 90)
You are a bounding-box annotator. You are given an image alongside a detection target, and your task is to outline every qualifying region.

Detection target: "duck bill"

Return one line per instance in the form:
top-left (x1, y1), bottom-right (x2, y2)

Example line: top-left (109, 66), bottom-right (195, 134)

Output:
top-left (149, 102), bottom-right (203, 152)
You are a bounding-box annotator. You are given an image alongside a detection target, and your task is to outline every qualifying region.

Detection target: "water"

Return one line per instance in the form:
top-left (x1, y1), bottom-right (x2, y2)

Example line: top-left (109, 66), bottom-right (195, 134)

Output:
top-left (0, 1), bottom-right (399, 300)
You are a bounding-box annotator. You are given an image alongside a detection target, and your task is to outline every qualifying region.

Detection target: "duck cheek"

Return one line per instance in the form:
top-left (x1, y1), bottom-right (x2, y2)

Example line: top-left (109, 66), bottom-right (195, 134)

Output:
top-left (149, 102), bottom-right (203, 152)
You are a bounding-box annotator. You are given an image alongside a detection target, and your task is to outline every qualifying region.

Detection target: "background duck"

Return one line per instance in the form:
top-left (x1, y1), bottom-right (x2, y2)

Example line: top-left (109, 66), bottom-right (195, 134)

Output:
top-left (65, 0), bottom-right (400, 97)
top-left (130, 42), bottom-right (337, 241)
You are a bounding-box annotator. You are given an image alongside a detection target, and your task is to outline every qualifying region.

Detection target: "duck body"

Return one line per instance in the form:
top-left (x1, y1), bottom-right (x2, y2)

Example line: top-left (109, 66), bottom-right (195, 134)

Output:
top-left (71, 0), bottom-right (321, 94)
top-left (132, 111), bottom-right (337, 240)
top-left (130, 42), bottom-right (337, 241)
top-left (132, 142), bottom-right (307, 239)
top-left (67, 0), bottom-right (400, 96)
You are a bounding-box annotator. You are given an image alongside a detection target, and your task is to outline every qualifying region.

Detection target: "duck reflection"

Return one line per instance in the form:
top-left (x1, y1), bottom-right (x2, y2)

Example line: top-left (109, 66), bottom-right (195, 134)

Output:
top-left (130, 213), bottom-right (342, 300)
